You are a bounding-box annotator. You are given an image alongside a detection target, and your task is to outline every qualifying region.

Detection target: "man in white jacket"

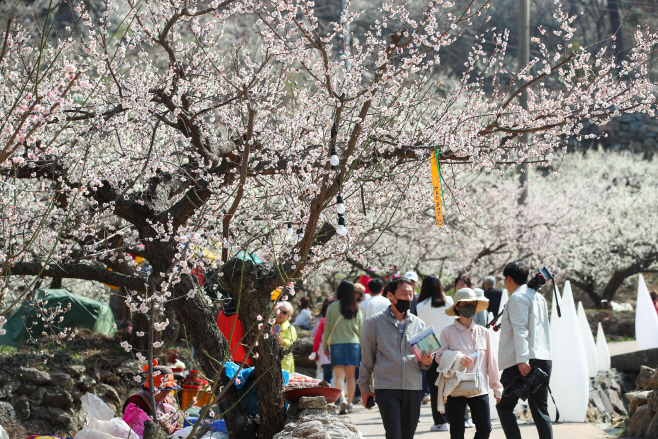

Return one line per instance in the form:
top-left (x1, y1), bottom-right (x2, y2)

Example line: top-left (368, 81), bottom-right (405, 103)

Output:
top-left (496, 262), bottom-right (553, 439)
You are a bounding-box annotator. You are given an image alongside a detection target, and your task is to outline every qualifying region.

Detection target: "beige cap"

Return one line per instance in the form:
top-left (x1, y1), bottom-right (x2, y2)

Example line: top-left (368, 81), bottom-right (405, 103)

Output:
top-left (354, 283), bottom-right (366, 294)
top-left (445, 288), bottom-right (489, 316)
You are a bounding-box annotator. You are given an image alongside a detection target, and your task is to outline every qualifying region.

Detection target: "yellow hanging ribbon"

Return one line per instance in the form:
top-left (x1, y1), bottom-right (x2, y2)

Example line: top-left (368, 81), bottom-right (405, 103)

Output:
top-left (430, 148), bottom-right (445, 227)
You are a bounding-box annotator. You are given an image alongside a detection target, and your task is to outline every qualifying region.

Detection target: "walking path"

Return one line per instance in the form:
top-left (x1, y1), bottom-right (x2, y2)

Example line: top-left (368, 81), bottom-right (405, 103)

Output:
top-left (349, 402), bottom-right (621, 439)
top-left (607, 340), bottom-right (638, 356)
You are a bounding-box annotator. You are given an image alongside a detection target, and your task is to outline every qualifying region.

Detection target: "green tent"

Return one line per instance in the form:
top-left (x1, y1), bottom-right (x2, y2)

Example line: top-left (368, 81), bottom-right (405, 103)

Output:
top-left (0, 289), bottom-right (116, 345)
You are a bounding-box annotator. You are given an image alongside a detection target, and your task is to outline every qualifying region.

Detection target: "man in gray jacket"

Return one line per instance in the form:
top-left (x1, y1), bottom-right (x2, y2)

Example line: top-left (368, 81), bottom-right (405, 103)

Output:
top-left (358, 277), bottom-right (435, 439)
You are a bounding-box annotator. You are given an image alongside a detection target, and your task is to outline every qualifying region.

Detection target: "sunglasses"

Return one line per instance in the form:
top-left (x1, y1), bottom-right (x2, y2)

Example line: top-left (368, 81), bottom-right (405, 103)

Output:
top-left (280, 311), bottom-right (288, 315)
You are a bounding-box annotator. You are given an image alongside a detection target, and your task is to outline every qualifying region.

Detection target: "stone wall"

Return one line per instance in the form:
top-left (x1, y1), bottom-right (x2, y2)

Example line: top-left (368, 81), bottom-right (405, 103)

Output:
top-left (587, 370), bottom-right (630, 424)
top-left (274, 396), bottom-right (360, 439)
top-left (0, 357), bottom-right (145, 438)
top-left (627, 365), bottom-right (658, 439)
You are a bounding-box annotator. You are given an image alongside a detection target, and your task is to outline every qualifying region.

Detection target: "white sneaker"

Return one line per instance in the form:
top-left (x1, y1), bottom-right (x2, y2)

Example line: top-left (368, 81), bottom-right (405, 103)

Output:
top-left (430, 424), bottom-right (449, 431)
top-left (464, 419), bottom-right (474, 428)
top-left (422, 394), bottom-right (431, 404)
top-left (339, 398), bottom-right (348, 415)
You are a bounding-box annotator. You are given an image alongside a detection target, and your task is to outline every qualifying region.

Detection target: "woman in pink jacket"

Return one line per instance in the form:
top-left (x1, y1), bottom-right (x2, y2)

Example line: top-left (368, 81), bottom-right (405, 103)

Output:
top-left (435, 288), bottom-right (503, 439)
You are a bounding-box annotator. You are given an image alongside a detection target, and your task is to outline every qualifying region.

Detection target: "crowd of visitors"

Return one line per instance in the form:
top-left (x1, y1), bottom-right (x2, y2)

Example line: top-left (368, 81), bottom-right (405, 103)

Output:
top-left (303, 262), bottom-right (551, 439)
top-left (206, 261), bottom-right (554, 439)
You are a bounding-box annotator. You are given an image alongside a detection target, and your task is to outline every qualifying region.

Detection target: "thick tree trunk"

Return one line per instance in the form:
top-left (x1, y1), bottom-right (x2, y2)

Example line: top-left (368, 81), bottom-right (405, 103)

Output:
top-left (609, 0), bottom-right (623, 63)
top-left (567, 275), bottom-right (602, 309)
top-left (222, 258), bottom-right (288, 439)
top-left (144, 241), bottom-right (255, 439)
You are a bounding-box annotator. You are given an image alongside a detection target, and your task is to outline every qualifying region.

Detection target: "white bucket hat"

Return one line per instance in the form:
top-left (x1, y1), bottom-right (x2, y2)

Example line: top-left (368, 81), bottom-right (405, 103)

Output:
top-left (446, 288), bottom-right (489, 316)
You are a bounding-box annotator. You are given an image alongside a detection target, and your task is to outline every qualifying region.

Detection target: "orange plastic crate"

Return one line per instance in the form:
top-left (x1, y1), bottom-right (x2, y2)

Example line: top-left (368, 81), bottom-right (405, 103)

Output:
top-left (179, 388), bottom-right (211, 408)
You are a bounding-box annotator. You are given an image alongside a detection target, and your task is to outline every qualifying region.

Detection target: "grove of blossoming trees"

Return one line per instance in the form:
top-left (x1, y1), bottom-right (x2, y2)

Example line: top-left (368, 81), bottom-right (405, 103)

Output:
top-left (1, 0), bottom-right (658, 435)
top-left (365, 151), bottom-right (657, 308)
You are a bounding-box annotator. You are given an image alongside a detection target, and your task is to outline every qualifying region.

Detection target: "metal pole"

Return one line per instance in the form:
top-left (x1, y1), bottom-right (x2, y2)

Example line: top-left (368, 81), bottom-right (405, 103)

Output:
top-left (518, 0), bottom-right (529, 205)
top-left (341, 0), bottom-right (350, 70)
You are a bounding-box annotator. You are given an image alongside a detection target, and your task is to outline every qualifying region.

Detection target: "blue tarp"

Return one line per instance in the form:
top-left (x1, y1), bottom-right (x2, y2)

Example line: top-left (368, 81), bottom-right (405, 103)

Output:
top-left (222, 361), bottom-right (289, 388)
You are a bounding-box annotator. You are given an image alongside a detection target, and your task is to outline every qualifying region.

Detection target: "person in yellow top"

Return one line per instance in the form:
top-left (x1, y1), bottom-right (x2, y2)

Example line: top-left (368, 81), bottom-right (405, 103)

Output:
top-left (274, 301), bottom-right (297, 373)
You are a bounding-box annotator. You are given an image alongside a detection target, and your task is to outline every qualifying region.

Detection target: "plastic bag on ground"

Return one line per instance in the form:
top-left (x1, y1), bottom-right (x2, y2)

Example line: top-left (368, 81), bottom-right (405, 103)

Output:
top-left (73, 393), bottom-right (139, 439)
top-left (122, 403), bottom-right (151, 439)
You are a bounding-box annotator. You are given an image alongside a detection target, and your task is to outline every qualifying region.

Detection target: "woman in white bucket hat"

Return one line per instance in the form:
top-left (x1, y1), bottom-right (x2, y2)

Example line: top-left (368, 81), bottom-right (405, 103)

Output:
top-left (434, 288), bottom-right (503, 439)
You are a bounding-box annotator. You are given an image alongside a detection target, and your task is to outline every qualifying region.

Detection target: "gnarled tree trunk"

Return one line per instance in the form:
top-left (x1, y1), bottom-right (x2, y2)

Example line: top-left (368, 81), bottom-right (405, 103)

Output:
top-left (222, 258), bottom-right (288, 439)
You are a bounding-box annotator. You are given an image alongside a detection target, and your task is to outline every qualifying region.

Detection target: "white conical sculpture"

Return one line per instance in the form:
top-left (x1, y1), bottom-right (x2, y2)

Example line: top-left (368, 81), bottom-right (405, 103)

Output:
top-left (547, 281), bottom-right (589, 422)
top-left (596, 322), bottom-right (611, 371)
top-left (499, 289), bottom-right (509, 314)
top-left (635, 274), bottom-right (658, 350)
top-left (577, 301), bottom-right (599, 378)
top-left (550, 284), bottom-right (560, 333)
top-left (487, 312), bottom-right (500, 420)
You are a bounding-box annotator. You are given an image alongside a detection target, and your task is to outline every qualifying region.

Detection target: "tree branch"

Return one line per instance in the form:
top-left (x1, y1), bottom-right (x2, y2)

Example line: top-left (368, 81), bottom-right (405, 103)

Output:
top-left (8, 262), bottom-right (147, 291)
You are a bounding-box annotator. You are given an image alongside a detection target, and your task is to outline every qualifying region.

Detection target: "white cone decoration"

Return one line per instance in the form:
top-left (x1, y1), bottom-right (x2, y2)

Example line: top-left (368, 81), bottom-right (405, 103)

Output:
top-left (635, 274), bottom-right (658, 350)
top-left (547, 281), bottom-right (589, 422)
top-left (550, 283), bottom-right (560, 333)
top-left (577, 301), bottom-right (598, 378)
top-left (487, 312), bottom-right (500, 420)
top-left (596, 322), bottom-right (611, 371)
top-left (499, 289), bottom-right (509, 314)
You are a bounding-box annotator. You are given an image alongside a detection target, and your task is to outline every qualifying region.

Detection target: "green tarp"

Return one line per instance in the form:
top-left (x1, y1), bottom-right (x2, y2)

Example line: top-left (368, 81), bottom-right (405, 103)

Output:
top-left (0, 289), bottom-right (116, 345)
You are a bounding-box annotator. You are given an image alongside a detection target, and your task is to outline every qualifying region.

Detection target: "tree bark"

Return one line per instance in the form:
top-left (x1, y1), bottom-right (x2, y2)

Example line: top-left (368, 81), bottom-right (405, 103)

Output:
top-left (144, 241), bottom-right (255, 439)
top-left (222, 258), bottom-right (287, 439)
top-left (609, 0), bottom-right (623, 63)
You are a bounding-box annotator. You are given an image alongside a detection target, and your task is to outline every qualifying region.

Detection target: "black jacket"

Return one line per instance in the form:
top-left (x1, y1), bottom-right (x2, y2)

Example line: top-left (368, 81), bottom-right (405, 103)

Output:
top-left (484, 287), bottom-right (503, 315)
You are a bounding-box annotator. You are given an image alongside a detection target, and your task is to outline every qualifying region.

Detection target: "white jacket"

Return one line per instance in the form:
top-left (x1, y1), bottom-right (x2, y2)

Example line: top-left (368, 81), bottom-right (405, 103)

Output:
top-left (434, 349), bottom-right (467, 414)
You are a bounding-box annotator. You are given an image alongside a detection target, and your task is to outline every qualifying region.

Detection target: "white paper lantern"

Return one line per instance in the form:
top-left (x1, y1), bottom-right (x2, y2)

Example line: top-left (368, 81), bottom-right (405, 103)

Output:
top-left (596, 322), bottom-right (611, 371)
top-left (577, 301), bottom-right (599, 378)
top-left (547, 281), bottom-right (589, 422)
top-left (635, 274), bottom-right (658, 350)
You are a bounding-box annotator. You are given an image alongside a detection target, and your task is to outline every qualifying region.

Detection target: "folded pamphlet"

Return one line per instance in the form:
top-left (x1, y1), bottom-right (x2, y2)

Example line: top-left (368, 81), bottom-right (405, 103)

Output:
top-left (409, 325), bottom-right (442, 361)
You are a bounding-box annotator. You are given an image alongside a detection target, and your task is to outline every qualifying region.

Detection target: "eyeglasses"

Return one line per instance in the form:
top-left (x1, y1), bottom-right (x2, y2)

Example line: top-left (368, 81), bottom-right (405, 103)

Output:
top-left (280, 311), bottom-right (288, 315)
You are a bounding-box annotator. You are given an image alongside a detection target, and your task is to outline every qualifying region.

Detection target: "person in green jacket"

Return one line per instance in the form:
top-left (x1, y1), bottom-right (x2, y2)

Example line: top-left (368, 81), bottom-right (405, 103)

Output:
top-left (323, 280), bottom-right (363, 414)
top-left (274, 301), bottom-right (297, 373)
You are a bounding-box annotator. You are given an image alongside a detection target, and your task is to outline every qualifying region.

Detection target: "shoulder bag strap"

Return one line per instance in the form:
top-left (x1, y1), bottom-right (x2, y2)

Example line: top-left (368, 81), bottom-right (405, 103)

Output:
top-left (326, 315), bottom-right (343, 346)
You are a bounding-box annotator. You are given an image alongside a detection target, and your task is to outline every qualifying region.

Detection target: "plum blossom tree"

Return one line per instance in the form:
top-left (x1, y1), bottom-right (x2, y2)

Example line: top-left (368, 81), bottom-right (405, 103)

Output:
top-left (1, 0), bottom-right (657, 436)
top-left (365, 151), bottom-right (657, 309)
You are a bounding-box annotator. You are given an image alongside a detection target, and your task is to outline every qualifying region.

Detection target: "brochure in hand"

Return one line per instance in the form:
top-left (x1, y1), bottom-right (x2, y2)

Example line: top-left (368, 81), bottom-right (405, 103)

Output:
top-left (409, 325), bottom-right (442, 361)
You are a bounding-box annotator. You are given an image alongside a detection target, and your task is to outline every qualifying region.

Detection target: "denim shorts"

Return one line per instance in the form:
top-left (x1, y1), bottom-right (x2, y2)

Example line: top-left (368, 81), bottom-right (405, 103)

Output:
top-left (329, 343), bottom-right (361, 367)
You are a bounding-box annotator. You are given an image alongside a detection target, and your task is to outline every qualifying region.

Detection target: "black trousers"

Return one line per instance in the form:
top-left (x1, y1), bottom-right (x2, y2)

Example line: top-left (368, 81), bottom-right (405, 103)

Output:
top-left (446, 394), bottom-right (491, 439)
top-left (375, 389), bottom-right (422, 439)
top-left (425, 364), bottom-right (448, 425)
top-left (496, 360), bottom-right (553, 439)
top-left (321, 364), bottom-right (333, 383)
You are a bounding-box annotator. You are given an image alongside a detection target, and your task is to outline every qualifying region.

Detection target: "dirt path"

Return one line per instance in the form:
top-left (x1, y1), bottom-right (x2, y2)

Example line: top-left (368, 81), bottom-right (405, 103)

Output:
top-left (349, 402), bottom-right (620, 438)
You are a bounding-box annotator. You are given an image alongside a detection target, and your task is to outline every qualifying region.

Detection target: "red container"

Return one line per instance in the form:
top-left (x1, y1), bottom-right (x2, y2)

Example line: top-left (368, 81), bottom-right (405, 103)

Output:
top-left (283, 386), bottom-right (342, 404)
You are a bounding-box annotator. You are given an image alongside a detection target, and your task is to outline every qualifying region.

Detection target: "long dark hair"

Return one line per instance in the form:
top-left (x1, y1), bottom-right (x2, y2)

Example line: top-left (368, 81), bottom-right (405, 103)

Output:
top-left (454, 274), bottom-right (472, 290)
top-left (336, 280), bottom-right (359, 319)
top-left (418, 275), bottom-right (446, 308)
top-left (299, 296), bottom-right (313, 311)
top-left (321, 297), bottom-right (337, 317)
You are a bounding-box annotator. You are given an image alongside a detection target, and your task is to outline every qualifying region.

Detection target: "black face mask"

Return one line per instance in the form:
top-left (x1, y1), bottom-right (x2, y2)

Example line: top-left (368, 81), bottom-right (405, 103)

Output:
top-left (458, 304), bottom-right (477, 319)
top-left (393, 298), bottom-right (411, 314)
